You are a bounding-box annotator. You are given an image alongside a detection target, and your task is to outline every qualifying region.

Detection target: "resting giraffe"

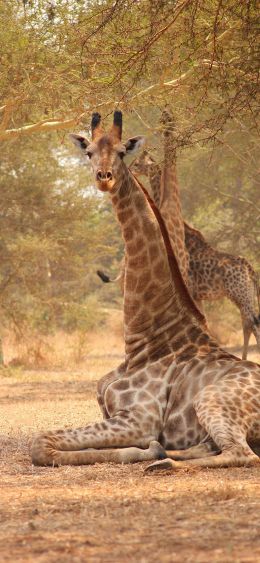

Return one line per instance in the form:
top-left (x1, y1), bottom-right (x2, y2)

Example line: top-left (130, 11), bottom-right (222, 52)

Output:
top-left (98, 133), bottom-right (260, 360)
top-left (31, 111), bottom-right (260, 470)
top-left (96, 110), bottom-right (192, 419)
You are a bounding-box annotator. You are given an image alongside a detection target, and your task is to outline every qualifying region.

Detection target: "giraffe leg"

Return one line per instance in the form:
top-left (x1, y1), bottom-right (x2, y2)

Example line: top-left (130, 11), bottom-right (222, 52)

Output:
top-left (165, 439), bottom-right (220, 460)
top-left (97, 362), bottom-right (126, 419)
top-left (145, 383), bottom-right (260, 472)
top-left (32, 440), bottom-right (166, 467)
top-left (252, 320), bottom-right (260, 356)
top-left (31, 411), bottom-right (159, 466)
top-left (242, 320), bottom-right (251, 360)
top-left (145, 444), bottom-right (259, 472)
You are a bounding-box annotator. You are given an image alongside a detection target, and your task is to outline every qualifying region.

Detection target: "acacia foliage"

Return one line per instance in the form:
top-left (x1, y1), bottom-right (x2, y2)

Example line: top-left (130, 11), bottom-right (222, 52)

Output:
top-left (0, 0), bottom-right (258, 255)
top-left (0, 0), bottom-right (258, 143)
top-left (0, 135), bottom-right (122, 338)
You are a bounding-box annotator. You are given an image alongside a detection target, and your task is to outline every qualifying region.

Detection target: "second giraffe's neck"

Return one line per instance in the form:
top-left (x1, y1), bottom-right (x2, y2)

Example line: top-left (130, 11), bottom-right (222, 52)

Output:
top-left (143, 155), bottom-right (189, 285)
top-left (110, 163), bottom-right (207, 371)
top-left (147, 162), bottom-right (161, 208)
top-left (159, 115), bottom-right (190, 285)
top-left (160, 127), bottom-right (178, 208)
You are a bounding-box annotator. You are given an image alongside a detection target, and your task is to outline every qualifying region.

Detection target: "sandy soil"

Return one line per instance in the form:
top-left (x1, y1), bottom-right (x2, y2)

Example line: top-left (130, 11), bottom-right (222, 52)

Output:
top-left (0, 348), bottom-right (259, 563)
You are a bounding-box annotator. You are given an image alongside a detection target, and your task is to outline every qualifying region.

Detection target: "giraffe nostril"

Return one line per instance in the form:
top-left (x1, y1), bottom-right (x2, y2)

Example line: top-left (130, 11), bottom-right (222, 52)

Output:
top-left (97, 171), bottom-right (113, 182)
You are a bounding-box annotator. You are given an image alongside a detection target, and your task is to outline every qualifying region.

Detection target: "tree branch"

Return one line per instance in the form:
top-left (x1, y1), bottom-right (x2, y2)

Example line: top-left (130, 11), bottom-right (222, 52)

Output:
top-left (0, 100), bottom-right (15, 132)
top-left (0, 114), bottom-right (85, 141)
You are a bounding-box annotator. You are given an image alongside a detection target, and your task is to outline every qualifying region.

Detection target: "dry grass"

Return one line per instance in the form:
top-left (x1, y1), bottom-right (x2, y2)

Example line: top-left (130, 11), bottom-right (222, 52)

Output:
top-left (0, 336), bottom-right (260, 563)
top-left (3, 310), bottom-right (125, 369)
top-left (3, 306), bottom-right (259, 370)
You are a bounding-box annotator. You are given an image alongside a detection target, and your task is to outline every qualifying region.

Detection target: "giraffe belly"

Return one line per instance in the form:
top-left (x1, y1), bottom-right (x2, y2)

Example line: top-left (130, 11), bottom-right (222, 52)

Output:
top-left (193, 287), bottom-right (225, 301)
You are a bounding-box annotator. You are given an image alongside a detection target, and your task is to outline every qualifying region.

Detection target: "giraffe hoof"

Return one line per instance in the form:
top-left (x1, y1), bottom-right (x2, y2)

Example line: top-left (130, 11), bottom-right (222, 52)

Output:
top-left (144, 458), bottom-right (174, 472)
top-left (148, 440), bottom-right (167, 460)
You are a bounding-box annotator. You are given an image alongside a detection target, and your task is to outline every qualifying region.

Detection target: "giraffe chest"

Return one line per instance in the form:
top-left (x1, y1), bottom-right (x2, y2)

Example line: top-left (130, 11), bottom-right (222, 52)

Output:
top-left (160, 355), bottom-right (238, 449)
top-left (160, 368), bottom-right (206, 448)
top-left (162, 407), bottom-right (206, 449)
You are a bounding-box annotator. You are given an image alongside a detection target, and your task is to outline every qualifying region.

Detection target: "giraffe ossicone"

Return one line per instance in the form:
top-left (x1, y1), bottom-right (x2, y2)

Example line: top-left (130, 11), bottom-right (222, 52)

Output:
top-left (31, 111), bottom-right (260, 470)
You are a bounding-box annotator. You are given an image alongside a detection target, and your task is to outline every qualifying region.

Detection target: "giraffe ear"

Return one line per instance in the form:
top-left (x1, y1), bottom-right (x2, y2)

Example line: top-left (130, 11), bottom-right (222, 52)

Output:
top-left (124, 136), bottom-right (145, 155)
top-left (69, 133), bottom-right (90, 152)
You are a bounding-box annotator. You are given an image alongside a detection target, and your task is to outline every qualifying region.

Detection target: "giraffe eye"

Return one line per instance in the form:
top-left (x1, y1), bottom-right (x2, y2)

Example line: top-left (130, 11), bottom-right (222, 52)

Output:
top-left (86, 151), bottom-right (92, 159)
top-left (118, 151), bottom-right (125, 159)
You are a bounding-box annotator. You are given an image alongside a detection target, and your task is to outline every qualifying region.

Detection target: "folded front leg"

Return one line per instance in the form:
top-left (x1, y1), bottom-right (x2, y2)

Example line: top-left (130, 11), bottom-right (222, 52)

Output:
top-left (31, 411), bottom-right (158, 466)
top-left (165, 439), bottom-right (219, 460)
top-left (33, 440), bottom-right (166, 466)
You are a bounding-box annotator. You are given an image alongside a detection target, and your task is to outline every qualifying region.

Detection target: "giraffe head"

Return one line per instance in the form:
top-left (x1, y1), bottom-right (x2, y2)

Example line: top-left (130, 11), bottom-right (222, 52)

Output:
top-left (70, 111), bottom-right (144, 192)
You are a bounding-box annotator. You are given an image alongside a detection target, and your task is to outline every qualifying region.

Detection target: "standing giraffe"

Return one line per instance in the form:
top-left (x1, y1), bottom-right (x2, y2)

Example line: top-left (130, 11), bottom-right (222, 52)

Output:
top-left (98, 142), bottom-right (260, 360)
top-left (31, 111), bottom-right (260, 469)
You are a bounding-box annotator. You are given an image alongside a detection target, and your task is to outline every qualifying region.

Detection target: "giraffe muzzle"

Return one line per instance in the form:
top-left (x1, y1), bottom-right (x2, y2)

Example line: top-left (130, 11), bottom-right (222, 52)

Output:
top-left (96, 170), bottom-right (115, 192)
top-left (96, 170), bottom-right (113, 182)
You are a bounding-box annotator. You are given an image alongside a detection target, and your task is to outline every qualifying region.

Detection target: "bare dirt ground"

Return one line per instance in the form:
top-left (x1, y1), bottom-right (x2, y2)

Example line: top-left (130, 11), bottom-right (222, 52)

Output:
top-left (1, 346), bottom-right (259, 563)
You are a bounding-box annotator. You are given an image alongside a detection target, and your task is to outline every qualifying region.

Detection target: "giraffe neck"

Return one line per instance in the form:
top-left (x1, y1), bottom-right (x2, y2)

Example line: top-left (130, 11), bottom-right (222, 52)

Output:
top-left (147, 162), bottom-right (161, 208)
top-left (136, 148), bottom-right (189, 285)
top-left (111, 163), bottom-right (207, 371)
top-left (158, 126), bottom-right (189, 285)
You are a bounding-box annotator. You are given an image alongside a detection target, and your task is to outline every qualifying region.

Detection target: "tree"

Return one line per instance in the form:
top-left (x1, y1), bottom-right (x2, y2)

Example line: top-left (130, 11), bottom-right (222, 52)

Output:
top-left (0, 1), bottom-right (258, 145)
top-left (0, 134), bottom-right (122, 350)
top-left (0, 1), bottom-right (258, 361)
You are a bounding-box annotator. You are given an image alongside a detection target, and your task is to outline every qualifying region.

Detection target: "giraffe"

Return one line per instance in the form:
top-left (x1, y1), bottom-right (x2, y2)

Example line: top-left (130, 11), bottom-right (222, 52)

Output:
top-left (31, 111), bottom-right (260, 470)
top-left (98, 143), bottom-right (260, 360)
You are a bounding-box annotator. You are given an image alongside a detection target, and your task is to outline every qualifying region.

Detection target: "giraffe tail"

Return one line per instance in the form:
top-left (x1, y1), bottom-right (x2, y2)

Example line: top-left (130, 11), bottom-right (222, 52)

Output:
top-left (97, 270), bottom-right (123, 284)
top-left (97, 270), bottom-right (111, 283)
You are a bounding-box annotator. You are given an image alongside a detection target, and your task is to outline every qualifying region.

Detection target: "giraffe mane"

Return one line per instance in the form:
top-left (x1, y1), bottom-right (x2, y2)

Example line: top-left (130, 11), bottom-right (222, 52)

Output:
top-left (130, 172), bottom-right (206, 327)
